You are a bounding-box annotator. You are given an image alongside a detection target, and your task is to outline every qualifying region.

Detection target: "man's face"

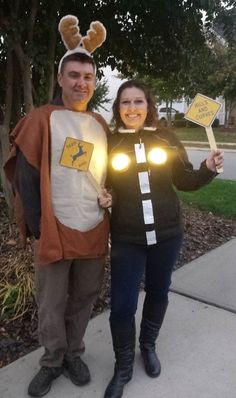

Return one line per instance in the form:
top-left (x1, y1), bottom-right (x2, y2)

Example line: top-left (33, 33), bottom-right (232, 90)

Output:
top-left (58, 61), bottom-right (96, 111)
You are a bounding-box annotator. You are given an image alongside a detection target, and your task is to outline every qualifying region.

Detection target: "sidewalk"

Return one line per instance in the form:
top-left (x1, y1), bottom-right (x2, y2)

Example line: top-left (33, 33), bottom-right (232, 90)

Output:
top-left (182, 141), bottom-right (236, 151)
top-left (1, 238), bottom-right (236, 398)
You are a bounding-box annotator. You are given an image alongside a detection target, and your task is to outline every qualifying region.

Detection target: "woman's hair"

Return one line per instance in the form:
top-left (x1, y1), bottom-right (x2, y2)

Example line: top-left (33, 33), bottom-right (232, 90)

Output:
top-left (112, 80), bottom-right (158, 129)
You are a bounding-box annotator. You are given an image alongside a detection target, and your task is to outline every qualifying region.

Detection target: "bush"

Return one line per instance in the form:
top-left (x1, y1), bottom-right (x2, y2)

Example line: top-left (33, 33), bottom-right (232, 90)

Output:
top-left (212, 118), bottom-right (220, 128)
top-left (0, 250), bottom-right (35, 320)
top-left (173, 119), bottom-right (187, 128)
top-left (186, 121), bottom-right (199, 128)
top-left (174, 112), bottom-right (185, 121)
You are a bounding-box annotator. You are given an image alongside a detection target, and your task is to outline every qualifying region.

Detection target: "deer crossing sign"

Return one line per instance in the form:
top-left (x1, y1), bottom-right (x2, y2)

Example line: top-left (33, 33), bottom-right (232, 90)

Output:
top-left (60, 137), bottom-right (94, 171)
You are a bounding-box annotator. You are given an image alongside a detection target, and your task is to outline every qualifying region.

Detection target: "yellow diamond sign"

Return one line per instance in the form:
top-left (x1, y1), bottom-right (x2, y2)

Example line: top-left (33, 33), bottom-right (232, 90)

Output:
top-left (184, 93), bottom-right (222, 128)
top-left (60, 137), bottom-right (94, 171)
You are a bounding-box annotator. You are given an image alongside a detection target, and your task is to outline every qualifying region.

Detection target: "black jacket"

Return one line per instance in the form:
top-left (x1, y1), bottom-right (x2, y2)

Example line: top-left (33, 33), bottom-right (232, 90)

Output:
top-left (107, 127), bottom-right (216, 245)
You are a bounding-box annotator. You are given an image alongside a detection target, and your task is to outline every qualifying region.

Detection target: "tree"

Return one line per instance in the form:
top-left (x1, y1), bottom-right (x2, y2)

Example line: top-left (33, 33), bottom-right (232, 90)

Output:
top-left (207, 43), bottom-right (236, 127)
top-left (0, 0), bottom-right (229, 209)
top-left (209, 4), bottom-right (236, 126)
top-left (180, 10), bottom-right (236, 128)
top-left (130, 3), bottom-right (236, 128)
top-left (89, 79), bottom-right (111, 112)
top-left (0, 0), bottom-right (225, 123)
top-left (0, 0), bottom-right (60, 213)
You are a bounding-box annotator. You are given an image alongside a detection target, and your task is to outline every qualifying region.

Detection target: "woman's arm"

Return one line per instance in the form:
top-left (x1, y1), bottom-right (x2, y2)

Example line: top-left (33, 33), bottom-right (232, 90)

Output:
top-left (171, 138), bottom-right (224, 192)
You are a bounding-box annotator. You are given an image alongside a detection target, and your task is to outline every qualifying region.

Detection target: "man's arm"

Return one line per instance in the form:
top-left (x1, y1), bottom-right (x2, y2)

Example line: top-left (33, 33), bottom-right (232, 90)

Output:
top-left (14, 150), bottom-right (41, 239)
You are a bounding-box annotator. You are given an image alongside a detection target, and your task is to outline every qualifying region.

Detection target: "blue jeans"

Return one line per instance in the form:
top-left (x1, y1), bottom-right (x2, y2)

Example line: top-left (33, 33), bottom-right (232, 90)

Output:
top-left (110, 234), bottom-right (183, 323)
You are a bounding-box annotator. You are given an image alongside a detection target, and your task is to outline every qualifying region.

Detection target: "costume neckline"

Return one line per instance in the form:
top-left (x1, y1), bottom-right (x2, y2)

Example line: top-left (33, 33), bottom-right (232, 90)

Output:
top-left (118, 126), bottom-right (156, 134)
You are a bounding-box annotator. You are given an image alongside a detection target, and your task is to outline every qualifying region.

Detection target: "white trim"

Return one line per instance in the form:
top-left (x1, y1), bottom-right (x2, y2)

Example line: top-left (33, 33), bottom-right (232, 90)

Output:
top-left (138, 172), bottom-right (150, 194)
top-left (146, 230), bottom-right (157, 245)
top-left (118, 126), bottom-right (156, 133)
top-left (143, 126), bottom-right (156, 131)
top-left (118, 128), bottom-right (136, 133)
top-left (134, 143), bottom-right (147, 163)
top-left (142, 199), bottom-right (154, 224)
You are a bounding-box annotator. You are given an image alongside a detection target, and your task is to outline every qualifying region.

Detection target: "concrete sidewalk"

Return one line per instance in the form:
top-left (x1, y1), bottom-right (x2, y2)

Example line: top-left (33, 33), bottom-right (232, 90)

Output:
top-left (1, 238), bottom-right (236, 398)
top-left (171, 238), bottom-right (236, 313)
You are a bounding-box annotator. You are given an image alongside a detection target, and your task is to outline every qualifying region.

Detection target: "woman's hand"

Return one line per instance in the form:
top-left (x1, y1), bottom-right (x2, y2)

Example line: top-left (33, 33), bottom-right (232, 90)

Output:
top-left (98, 188), bottom-right (112, 208)
top-left (206, 150), bottom-right (224, 172)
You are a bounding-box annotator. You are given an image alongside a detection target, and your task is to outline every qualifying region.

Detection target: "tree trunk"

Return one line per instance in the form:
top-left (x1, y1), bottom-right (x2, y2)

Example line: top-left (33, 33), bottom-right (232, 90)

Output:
top-left (0, 50), bottom-right (14, 217)
top-left (228, 100), bottom-right (236, 127)
top-left (12, 54), bottom-right (22, 125)
top-left (46, 27), bottom-right (57, 102)
top-left (224, 98), bottom-right (229, 129)
top-left (14, 43), bottom-right (34, 113)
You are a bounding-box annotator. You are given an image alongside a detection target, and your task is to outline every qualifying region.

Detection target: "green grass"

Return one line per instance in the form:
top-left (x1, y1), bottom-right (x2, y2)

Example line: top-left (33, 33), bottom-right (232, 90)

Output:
top-left (174, 127), bottom-right (236, 143)
top-left (177, 179), bottom-right (236, 218)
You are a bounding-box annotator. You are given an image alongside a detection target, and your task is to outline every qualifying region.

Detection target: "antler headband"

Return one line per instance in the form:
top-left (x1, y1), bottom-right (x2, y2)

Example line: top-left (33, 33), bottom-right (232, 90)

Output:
top-left (58, 15), bottom-right (106, 73)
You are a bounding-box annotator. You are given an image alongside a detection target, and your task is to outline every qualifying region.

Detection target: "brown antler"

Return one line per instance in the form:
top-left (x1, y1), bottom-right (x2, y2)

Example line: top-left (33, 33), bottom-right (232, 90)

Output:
top-left (58, 15), bottom-right (82, 50)
top-left (82, 21), bottom-right (106, 54)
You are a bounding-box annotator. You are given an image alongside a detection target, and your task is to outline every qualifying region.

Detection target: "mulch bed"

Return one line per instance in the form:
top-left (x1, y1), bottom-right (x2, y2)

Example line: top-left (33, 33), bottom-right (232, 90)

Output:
top-left (1, 195), bottom-right (236, 368)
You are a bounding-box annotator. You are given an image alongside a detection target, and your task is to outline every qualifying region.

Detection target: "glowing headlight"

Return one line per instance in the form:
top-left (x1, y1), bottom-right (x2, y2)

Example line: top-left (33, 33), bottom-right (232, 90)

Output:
top-left (111, 153), bottom-right (130, 171)
top-left (148, 148), bottom-right (167, 165)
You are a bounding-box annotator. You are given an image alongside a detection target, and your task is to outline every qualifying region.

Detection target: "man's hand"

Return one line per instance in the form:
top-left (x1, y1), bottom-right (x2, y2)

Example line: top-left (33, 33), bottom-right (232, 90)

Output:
top-left (98, 188), bottom-right (112, 208)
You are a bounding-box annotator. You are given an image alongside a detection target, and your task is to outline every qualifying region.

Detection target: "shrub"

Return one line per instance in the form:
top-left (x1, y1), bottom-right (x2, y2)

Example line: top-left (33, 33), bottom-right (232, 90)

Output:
top-left (174, 112), bottom-right (185, 121)
top-left (173, 119), bottom-right (187, 128)
top-left (186, 121), bottom-right (199, 128)
top-left (0, 250), bottom-right (35, 320)
top-left (212, 118), bottom-right (220, 128)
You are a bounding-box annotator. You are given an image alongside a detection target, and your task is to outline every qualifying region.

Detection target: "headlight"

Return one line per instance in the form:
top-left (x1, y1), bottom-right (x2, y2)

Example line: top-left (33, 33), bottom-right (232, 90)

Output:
top-left (147, 148), bottom-right (167, 165)
top-left (111, 153), bottom-right (131, 171)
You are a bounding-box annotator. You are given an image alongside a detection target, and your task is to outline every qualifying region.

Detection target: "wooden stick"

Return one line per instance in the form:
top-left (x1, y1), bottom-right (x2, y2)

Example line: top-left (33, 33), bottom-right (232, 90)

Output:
top-left (86, 170), bottom-right (103, 195)
top-left (205, 126), bottom-right (223, 173)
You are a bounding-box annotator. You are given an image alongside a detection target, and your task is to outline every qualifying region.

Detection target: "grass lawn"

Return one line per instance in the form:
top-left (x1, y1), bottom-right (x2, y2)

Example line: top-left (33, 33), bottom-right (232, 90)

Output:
top-left (174, 127), bottom-right (236, 143)
top-left (177, 178), bottom-right (236, 218)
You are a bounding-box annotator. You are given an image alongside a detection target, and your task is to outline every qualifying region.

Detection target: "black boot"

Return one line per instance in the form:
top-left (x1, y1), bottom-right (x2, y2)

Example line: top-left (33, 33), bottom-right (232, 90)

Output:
top-left (104, 318), bottom-right (135, 398)
top-left (139, 299), bottom-right (168, 378)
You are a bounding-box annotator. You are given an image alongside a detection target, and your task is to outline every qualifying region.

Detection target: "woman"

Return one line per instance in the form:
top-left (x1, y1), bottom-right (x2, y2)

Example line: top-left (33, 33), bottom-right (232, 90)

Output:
top-left (99, 80), bottom-right (224, 398)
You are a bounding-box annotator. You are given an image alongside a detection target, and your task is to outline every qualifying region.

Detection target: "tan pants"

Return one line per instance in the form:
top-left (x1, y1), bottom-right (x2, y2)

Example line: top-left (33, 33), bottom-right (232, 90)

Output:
top-left (34, 257), bottom-right (105, 367)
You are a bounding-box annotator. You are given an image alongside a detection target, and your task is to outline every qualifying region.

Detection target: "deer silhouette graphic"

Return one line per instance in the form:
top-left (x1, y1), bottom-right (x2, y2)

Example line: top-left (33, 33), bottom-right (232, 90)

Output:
top-left (71, 143), bottom-right (87, 165)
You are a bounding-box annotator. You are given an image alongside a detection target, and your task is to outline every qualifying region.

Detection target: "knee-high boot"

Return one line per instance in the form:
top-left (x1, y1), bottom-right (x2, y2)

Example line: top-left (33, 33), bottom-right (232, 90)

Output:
top-left (104, 318), bottom-right (135, 398)
top-left (139, 298), bottom-right (168, 378)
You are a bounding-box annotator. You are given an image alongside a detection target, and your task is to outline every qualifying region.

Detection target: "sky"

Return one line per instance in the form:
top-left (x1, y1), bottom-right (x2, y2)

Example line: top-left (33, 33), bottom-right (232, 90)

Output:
top-left (97, 65), bottom-right (125, 123)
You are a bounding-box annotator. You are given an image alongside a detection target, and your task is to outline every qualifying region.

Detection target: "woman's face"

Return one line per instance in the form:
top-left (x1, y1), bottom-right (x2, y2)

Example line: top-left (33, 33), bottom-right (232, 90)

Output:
top-left (119, 87), bottom-right (148, 130)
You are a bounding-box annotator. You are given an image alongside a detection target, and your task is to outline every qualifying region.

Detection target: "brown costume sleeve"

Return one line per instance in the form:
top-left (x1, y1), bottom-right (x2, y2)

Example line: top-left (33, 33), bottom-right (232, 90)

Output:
top-left (4, 105), bottom-right (53, 244)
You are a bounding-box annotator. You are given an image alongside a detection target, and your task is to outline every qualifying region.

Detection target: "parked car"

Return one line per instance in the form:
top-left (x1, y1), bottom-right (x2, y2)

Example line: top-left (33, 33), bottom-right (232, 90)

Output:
top-left (158, 107), bottom-right (179, 122)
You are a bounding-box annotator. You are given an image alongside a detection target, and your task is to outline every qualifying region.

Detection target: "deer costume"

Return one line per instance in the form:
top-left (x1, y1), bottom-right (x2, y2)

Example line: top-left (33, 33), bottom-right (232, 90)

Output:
top-left (5, 15), bottom-right (109, 266)
top-left (4, 15), bottom-right (110, 397)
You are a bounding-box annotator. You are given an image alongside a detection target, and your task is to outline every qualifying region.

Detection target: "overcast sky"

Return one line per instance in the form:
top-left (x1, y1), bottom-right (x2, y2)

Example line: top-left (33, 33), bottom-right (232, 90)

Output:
top-left (98, 66), bottom-right (125, 123)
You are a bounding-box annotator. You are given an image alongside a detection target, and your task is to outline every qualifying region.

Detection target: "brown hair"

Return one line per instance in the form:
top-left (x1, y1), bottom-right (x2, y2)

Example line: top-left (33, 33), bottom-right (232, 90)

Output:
top-left (112, 80), bottom-right (158, 129)
top-left (60, 52), bottom-right (96, 74)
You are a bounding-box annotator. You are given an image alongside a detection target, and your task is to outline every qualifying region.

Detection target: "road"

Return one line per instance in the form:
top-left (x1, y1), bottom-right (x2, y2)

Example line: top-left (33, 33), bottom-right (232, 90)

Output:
top-left (186, 148), bottom-right (236, 181)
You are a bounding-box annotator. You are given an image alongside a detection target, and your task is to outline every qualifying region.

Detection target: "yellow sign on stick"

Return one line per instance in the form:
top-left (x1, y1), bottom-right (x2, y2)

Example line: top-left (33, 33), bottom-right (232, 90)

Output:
top-left (60, 137), bottom-right (94, 171)
top-left (184, 93), bottom-right (223, 173)
top-left (184, 93), bottom-right (221, 128)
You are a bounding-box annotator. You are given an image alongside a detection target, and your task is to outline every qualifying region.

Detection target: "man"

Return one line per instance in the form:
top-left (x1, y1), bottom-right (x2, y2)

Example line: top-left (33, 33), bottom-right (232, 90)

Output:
top-left (4, 16), bottom-right (109, 397)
